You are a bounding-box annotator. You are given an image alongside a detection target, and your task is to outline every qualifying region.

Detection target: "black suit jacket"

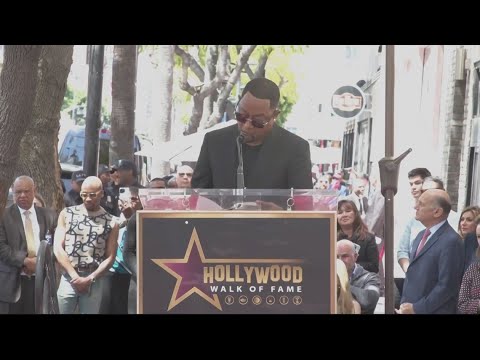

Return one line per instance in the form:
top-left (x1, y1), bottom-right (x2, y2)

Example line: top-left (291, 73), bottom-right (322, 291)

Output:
top-left (0, 205), bottom-right (57, 303)
top-left (191, 124), bottom-right (313, 189)
top-left (401, 221), bottom-right (464, 314)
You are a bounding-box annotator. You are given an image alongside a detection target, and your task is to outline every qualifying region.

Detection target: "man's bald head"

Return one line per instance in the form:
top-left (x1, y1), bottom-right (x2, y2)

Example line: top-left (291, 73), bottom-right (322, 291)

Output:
top-left (13, 176), bottom-right (36, 210)
top-left (81, 176), bottom-right (103, 191)
top-left (80, 176), bottom-right (103, 211)
top-left (415, 189), bottom-right (451, 227)
top-left (424, 189), bottom-right (451, 217)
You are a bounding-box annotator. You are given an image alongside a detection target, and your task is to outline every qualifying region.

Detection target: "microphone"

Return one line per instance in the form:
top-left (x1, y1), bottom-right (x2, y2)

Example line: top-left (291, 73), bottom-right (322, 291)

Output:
top-left (236, 134), bottom-right (245, 190)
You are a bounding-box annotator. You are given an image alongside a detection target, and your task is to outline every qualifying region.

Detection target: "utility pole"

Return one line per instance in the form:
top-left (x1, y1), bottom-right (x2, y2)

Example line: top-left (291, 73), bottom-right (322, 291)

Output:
top-left (84, 45), bottom-right (105, 177)
top-left (379, 45), bottom-right (411, 314)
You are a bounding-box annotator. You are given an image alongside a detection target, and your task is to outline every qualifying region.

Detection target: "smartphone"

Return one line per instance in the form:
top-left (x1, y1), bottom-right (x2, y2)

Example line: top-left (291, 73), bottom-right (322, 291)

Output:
top-left (119, 187), bottom-right (140, 210)
top-left (119, 187), bottom-right (132, 205)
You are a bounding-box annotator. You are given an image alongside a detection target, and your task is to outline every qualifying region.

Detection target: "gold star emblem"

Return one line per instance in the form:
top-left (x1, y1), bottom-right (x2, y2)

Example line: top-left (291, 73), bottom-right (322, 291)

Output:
top-left (152, 228), bottom-right (222, 311)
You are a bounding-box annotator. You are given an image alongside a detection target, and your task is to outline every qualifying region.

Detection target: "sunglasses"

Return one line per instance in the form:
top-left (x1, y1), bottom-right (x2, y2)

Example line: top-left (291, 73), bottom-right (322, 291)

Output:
top-left (80, 190), bottom-right (102, 199)
top-left (178, 173), bottom-right (193, 177)
top-left (234, 112), bottom-right (271, 129)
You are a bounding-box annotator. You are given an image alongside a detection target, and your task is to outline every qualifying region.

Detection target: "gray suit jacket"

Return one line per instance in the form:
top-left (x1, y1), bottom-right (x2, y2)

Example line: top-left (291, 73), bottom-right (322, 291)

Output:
top-left (0, 205), bottom-right (57, 303)
top-left (401, 221), bottom-right (464, 314)
top-left (191, 124), bottom-right (313, 190)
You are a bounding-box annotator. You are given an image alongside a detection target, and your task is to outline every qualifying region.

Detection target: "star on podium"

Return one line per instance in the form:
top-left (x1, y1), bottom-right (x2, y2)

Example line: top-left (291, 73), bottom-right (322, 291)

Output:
top-left (152, 227), bottom-right (222, 311)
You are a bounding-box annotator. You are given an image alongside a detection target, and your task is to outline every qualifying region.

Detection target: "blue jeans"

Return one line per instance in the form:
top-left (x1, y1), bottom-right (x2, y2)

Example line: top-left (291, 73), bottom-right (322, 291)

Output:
top-left (57, 272), bottom-right (107, 314)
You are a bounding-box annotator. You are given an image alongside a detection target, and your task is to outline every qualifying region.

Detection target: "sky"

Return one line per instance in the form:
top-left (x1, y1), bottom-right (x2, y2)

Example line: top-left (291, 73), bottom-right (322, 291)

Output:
top-left (287, 45), bottom-right (377, 140)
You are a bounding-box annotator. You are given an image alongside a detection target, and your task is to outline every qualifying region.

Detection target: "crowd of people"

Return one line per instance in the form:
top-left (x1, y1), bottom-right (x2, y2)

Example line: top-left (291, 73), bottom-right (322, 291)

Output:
top-left (1, 77), bottom-right (479, 315)
top-left (0, 159), bottom-right (195, 314)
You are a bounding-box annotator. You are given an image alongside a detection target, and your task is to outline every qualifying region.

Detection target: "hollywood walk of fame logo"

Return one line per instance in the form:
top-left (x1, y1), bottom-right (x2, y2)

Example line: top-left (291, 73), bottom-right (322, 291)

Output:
top-left (151, 227), bottom-right (303, 312)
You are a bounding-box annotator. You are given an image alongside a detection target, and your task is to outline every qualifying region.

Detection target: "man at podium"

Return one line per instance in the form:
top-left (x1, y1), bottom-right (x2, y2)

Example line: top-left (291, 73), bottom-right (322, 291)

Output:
top-left (191, 77), bottom-right (312, 190)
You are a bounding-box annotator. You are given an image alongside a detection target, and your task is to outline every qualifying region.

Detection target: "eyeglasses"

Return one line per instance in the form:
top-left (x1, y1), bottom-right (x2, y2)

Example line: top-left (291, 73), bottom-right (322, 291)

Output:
top-left (235, 111), bottom-right (272, 129)
top-left (80, 190), bottom-right (102, 199)
top-left (178, 173), bottom-right (193, 177)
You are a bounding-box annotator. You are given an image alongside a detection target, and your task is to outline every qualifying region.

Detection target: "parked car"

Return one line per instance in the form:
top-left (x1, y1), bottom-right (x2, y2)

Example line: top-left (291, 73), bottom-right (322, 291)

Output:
top-left (58, 126), bottom-right (147, 192)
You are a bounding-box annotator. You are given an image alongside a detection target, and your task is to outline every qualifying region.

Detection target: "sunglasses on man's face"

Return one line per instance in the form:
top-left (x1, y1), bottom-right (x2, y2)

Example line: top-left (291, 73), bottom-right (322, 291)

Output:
top-left (80, 190), bottom-right (102, 199)
top-left (234, 112), bottom-right (271, 129)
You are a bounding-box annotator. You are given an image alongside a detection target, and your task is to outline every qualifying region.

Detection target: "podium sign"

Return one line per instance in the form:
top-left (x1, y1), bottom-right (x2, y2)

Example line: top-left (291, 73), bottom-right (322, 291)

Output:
top-left (138, 211), bottom-right (336, 314)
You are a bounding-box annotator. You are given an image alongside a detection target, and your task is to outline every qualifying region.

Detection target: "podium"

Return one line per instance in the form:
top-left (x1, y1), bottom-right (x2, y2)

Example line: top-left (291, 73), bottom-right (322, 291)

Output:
top-left (137, 189), bottom-right (338, 314)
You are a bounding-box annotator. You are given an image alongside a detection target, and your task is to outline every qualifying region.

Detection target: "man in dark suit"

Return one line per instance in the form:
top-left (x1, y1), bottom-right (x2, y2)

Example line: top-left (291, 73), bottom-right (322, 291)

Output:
top-left (191, 77), bottom-right (312, 191)
top-left (396, 189), bottom-right (464, 314)
top-left (0, 176), bottom-right (57, 314)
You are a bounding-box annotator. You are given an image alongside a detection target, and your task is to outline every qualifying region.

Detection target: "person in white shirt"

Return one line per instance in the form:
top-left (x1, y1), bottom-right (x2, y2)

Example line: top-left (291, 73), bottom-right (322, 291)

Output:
top-left (396, 169), bottom-right (432, 275)
top-left (0, 176), bottom-right (57, 314)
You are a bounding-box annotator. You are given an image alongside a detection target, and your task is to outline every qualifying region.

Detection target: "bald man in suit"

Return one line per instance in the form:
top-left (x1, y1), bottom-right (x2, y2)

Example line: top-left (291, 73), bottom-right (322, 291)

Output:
top-left (0, 176), bottom-right (57, 314)
top-left (396, 189), bottom-right (464, 314)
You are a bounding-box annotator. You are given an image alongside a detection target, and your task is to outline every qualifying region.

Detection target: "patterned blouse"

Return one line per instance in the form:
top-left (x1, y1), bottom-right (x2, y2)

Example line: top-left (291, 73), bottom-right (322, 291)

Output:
top-left (64, 205), bottom-right (115, 268)
top-left (457, 260), bottom-right (480, 314)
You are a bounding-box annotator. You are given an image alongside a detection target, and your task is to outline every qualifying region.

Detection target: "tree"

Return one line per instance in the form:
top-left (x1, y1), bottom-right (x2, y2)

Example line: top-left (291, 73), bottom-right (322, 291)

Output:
top-left (176, 45), bottom-right (304, 134)
top-left (110, 45), bottom-right (137, 165)
top-left (175, 45), bottom-right (256, 134)
top-left (15, 45), bottom-right (74, 213)
top-left (264, 46), bottom-right (304, 127)
top-left (0, 45), bottom-right (42, 214)
top-left (151, 45), bottom-right (174, 176)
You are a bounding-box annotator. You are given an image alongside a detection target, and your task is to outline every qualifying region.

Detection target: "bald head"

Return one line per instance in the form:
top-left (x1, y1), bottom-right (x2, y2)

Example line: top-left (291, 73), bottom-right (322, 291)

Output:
top-left (14, 176), bottom-right (34, 187)
top-left (425, 189), bottom-right (451, 216)
top-left (80, 176), bottom-right (103, 211)
top-left (13, 176), bottom-right (35, 210)
top-left (415, 189), bottom-right (451, 227)
top-left (81, 176), bottom-right (103, 191)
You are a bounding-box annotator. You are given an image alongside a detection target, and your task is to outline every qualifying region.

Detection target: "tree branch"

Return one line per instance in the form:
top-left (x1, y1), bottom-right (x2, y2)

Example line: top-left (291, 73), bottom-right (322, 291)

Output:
top-left (216, 45), bottom-right (229, 82)
top-left (178, 54), bottom-right (196, 96)
top-left (254, 48), bottom-right (273, 78)
top-left (174, 45), bottom-right (204, 82)
top-left (236, 45), bottom-right (254, 79)
top-left (205, 45), bottom-right (256, 128)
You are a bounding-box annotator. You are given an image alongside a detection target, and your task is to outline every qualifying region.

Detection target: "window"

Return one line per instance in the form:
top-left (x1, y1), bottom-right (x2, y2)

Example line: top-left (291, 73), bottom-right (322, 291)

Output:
top-left (59, 135), bottom-right (109, 167)
top-left (353, 118), bottom-right (372, 175)
top-left (473, 62), bottom-right (480, 117)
